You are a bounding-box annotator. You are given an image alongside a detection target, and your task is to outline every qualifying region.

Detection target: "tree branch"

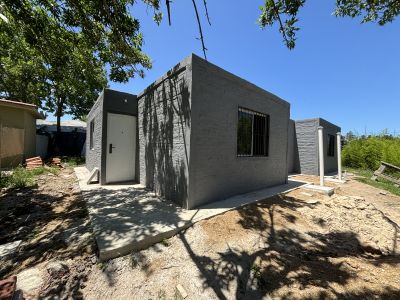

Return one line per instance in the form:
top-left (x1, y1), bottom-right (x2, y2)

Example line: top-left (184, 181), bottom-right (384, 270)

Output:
top-left (191, 0), bottom-right (207, 60)
top-left (203, 0), bottom-right (211, 25)
top-left (270, 0), bottom-right (290, 47)
top-left (166, 0), bottom-right (171, 25)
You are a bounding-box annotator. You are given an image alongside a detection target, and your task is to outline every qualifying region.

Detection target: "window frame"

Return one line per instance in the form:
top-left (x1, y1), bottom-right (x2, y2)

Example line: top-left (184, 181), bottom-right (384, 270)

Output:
top-left (90, 120), bottom-right (95, 150)
top-left (237, 107), bottom-right (269, 157)
top-left (327, 134), bottom-right (335, 157)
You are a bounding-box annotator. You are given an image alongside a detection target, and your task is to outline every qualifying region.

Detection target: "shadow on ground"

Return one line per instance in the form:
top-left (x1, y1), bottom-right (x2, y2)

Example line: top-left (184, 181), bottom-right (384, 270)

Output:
top-left (0, 170), bottom-right (95, 299)
top-left (178, 194), bottom-right (400, 299)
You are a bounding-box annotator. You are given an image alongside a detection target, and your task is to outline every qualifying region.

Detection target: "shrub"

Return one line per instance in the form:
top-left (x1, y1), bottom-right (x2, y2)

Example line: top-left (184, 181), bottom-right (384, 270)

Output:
top-left (342, 136), bottom-right (400, 171)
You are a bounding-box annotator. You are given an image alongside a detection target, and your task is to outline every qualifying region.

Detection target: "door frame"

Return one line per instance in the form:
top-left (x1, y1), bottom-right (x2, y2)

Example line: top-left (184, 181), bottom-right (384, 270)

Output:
top-left (104, 112), bottom-right (137, 184)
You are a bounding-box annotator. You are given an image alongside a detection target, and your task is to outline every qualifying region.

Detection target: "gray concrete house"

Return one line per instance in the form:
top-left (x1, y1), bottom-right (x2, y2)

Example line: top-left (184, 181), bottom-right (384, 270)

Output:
top-left (86, 89), bottom-right (138, 184)
top-left (287, 118), bottom-right (341, 175)
top-left (86, 54), bottom-right (291, 209)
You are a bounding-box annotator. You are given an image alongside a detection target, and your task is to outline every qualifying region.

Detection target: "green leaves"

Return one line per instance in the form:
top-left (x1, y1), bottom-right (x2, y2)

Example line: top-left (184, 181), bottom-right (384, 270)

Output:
top-left (259, 0), bottom-right (400, 49)
top-left (334, 0), bottom-right (400, 25)
top-left (258, 0), bottom-right (305, 50)
top-left (0, 0), bottom-right (163, 130)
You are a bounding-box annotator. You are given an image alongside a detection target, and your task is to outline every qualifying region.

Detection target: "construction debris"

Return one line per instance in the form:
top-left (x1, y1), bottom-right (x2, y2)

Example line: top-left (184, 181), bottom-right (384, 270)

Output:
top-left (0, 276), bottom-right (17, 300)
top-left (48, 157), bottom-right (62, 167)
top-left (25, 156), bottom-right (43, 169)
top-left (176, 284), bottom-right (188, 299)
top-left (371, 161), bottom-right (400, 185)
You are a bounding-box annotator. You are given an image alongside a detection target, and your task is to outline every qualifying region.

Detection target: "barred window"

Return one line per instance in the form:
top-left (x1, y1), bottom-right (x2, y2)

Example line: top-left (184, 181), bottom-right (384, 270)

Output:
top-left (237, 107), bottom-right (269, 156)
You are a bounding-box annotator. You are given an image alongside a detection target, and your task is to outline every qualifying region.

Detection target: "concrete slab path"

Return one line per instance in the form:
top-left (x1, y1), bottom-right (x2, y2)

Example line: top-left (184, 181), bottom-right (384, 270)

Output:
top-left (74, 167), bottom-right (305, 261)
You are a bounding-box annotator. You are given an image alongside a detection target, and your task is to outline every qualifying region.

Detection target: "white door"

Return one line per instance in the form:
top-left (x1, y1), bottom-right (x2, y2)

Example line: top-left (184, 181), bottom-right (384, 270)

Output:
top-left (106, 113), bottom-right (136, 183)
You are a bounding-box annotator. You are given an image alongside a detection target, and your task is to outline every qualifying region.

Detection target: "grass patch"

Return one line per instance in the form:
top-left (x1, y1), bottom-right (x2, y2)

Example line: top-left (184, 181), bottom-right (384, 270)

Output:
top-left (61, 156), bottom-right (85, 166)
top-left (345, 168), bottom-right (400, 196)
top-left (0, 166), bottom-right (59, 189)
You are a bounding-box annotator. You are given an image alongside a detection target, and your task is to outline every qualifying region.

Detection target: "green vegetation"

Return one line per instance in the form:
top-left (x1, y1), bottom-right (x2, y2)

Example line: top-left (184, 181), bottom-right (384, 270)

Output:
top-left (160, 238), bottom-right (171, 247)
top-left (259, 0), bottom-right (400, 49)
top-left (0, 166), bottom-right (59, 189)
top-left (61, 156), bottom-right (85, 167)
top-left (342, 136), bottom-right (400, 170)
top-left (345, 168), bottom-right (400, 196)
top-left (342, 135), bottom-right (400, 195)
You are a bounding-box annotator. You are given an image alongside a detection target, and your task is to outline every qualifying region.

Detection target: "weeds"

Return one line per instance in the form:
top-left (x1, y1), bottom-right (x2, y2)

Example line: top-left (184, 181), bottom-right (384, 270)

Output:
top-left (97, 261), bottom-right (108, 271)
top-left (160, 238), bottom-right (171, 247)
top-left (61, 156), bottom-right (85, 166)
top-left (345, 168), bottom-right (400, 196)
top-left (0, 166), bottom-right (59, 189)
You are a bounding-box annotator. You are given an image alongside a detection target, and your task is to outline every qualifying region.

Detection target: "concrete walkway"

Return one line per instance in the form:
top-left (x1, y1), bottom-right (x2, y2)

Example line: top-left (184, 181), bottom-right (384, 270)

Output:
top-left (74, 167), bottom-right (305, 261)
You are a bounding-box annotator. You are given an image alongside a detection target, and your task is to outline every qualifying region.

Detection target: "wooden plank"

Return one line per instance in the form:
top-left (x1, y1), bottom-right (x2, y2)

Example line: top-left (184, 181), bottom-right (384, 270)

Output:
top-left (377, 173), bottom-right (400, 185)
top-left (381, 161), bottom-right (400, 171)
top-left (25, 156), bottom-right (42, 162)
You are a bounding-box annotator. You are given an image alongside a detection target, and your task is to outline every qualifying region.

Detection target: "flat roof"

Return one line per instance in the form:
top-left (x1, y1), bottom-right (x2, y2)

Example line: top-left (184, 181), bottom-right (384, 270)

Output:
top-left (0, 98), bottom-right (43, 119)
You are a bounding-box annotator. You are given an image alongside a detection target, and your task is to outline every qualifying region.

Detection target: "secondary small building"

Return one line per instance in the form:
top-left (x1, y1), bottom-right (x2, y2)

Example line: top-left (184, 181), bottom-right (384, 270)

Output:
top-left (86, 89), bottom-right (138, 185)
top-left (0, 98), bottom-right (43, 168)
top-left (86, 54), bottom-right (290, 209)
top-left (287, 118), bottom-right (341, 175)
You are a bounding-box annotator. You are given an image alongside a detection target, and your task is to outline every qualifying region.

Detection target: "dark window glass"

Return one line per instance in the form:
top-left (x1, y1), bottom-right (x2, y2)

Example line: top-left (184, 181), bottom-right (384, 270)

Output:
top-left (237, 108), bottom-right (269, 157)
top-left (237, 110), bottom-right (253, 156)
top-left (328, 134), bottom-right (335, 156)
top-left (253, 114), bottom-right (269, 156)
top-left (90, 120), bottom-right (95, 149)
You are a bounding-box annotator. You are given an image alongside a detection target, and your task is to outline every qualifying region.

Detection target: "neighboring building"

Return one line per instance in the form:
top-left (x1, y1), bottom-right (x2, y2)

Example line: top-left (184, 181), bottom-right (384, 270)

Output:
top-left (86, 54), bottom-right (290, 209)
top-left (287, 118), bottom-right (341, 175)
top-left (36, 119), bottom-right (86, 133)
top-left (0, 99), bottom-right (43, 168)
top-left (36, 119), bottom-right (87, 157)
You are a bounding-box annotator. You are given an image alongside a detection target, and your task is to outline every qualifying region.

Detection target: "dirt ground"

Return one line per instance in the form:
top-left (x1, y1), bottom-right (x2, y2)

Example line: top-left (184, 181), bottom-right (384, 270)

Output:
top-left (1, 171), bottom-right (400, 299)
top-left (80, 177), bottom-right (400, 300)
top-left (0, 167), bottom-right (96, 299)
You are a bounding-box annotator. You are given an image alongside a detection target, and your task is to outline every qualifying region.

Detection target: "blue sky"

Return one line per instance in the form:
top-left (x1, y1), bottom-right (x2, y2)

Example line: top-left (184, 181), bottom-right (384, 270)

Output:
top-left (58, 0), bottom-right (400, 135)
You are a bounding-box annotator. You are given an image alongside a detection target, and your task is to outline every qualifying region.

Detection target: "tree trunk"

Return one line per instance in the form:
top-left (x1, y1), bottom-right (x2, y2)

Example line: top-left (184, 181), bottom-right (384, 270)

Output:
top-left (56, 97), bottom-right (64, 134)
top-left (53, 97), bottom-right (64, 157)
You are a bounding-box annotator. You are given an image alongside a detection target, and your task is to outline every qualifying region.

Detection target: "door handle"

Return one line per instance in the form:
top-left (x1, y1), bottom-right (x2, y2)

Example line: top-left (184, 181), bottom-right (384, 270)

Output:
top-left (109, 143), bottom-right (116, 153)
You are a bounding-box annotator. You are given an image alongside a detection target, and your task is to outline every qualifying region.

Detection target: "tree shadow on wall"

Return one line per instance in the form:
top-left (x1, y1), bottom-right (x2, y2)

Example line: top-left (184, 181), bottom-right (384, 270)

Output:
top-left (141, 65), bottom-right (190, 207)
top-left (179, 194), bottom-right (400, 299)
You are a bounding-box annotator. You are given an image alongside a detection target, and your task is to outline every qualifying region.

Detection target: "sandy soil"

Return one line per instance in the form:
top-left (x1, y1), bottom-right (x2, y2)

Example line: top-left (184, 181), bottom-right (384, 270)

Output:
top-left (2, 173), bottom-right (400, 299)
top-left (0, 167), bottom-right (96, 299)
top-left (81, 177), bottom-right (400, 300)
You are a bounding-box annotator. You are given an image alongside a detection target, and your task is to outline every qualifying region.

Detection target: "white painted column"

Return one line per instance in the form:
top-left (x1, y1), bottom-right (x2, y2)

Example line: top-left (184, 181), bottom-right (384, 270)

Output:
top-left (318, 126), bottom-right (325, 186)
top-left (337, 132), bottom-right (342, 181)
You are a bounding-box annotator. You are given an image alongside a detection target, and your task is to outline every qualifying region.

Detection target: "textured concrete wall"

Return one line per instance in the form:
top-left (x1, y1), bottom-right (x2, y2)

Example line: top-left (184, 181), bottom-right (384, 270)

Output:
top-left (319, 118), bottom-right (341, 174)
top-left (287, 119), bottom-right (300, 174)
top-left (189, 54), bottom-right (290, 208)
top-left (295, 119), bottom-right (319, 175)
top-left (138, 56), bottom-right (192, 208)
top-left (86, 91), bottom-right (103, 176)
top-left (294, 118), bottom-right (341, 175)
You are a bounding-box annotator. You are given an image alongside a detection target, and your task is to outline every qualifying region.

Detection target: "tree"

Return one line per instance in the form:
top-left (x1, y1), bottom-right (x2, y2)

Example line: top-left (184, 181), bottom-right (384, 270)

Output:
top-left (0, 16), bottom-right (48, 106)
top-left (258, 0), bottom-right (400, 49)
top-left (1, 0), bottom-right (161, 132)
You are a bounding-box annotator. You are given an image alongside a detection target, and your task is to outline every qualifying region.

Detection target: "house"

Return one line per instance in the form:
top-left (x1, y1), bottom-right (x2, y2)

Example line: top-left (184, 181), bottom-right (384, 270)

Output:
top-left (36, 119), bottom-right (87, 157)
top-left (287, 118), bottom-right (341, 175)
top-left (86, 89), bottom-right (138, 184)
top-left (86, 54), bottom-right (290, 209)
top-left (0, 99), bottom-right (43, 168)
